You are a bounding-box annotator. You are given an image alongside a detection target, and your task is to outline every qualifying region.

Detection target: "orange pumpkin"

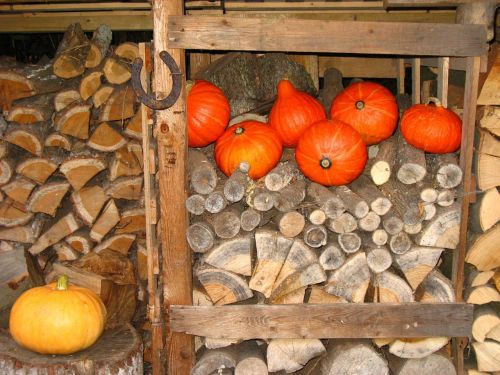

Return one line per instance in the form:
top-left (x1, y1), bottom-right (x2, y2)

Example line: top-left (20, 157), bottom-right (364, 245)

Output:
top-left (9, 275), bottom-right (106, 355)
top-left (215, 121), bottom-right (283, 180)
top-left (295, 119), bottom-right (367, 186)
top-left (187, 80), bottom-right (230, 147)
top-left (330, 81), bottom-right (398, 145)
top-left (269, 79), bottom-right (326, 148)
top-left (401, 97), bottom-right (462, 153)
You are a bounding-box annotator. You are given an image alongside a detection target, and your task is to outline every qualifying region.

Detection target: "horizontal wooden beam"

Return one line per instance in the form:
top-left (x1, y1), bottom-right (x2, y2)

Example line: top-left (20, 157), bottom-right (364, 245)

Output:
top-left (225, 1), bottom-right (385, 11)
top-left (384, 0), bottom-right (494, 7)
top-left (0, 2), bottom-right (150, 12)
top-left (168, 16), bottom-right (487, 56)
top-left (170, 303), bottom-right (473, 339)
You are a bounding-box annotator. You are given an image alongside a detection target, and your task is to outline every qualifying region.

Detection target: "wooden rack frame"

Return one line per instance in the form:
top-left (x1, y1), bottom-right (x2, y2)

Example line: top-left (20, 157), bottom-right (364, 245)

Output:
top-left (146, 1), bottom-right (487, 373)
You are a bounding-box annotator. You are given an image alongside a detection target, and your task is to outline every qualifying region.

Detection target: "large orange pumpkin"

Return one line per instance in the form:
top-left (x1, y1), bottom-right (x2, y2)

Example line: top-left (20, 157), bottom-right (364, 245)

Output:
top-left (330, 81), bottom-right (398, 145)
top-left (215, 121), bottom-right (283, 180)
top-left (269, 79), bottom-right (326, 148)
top-left (187, 80), bottom-right (230, 147)
top-left (400, 97), bottom-right (462, 153)
top-left (295, 119), bottom-right (367, 186)
top-left (9, 275), bottom-right (107, 355)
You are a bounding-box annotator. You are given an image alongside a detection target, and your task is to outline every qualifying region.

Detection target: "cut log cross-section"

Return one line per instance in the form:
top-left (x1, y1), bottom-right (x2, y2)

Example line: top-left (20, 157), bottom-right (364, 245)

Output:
top-left (393, 246), bottom-right (443, 290)
top-left (203, 235), bottom-right (254, 276)
top-left (65, 232), bottom-right (93, 254)
top-left (86, 24), bottom-right (112, 69)
top-left (16, 157), bottom-right (58, 185)
top-left (196, 267), bottom-right (253, 305)
top-left (54, 88), bottom-right (81, 112)
top-left (93, 233), bottom-right (136, 256)
top-left (93, 85), bottom-right (114, 109)
top-left (1, 176), bottom-right (35, 205)
top-left (267, 339), bottom-right (326, 373)
top-left (373, 270), bottom-right (414, 303)
top-left (124, 110), bottom-right (142, 140)
top-left (4, 122), bottom-right (48, 156)
top-left (307, 182), bottom-right (345, 219)
top-left (29, 213), bottom-right (81, 255)
top-left (0, 159), bottom-right (13, 186)
top-left (27, 181), bottom-right (71, 216)
top-left (396, 134), bottom-right (427, 184)
top-left (350, 174), bottom-right (392, 216)
top-left (7, 94), bottom-right (54, 124)
top-left (53, 23), bottom-right (90, 79)
top-left (54, 101), bottom-right (91, 140)
top-left (0, 199), bottom-right (33, 227)
top-left (415, 203), bottom-right (461, 249)
top-left (45, 133), bottom-right (72, 151)
top-left (466, 225), bottom-right (500, 271)
top-left (370, 136), bottom-right (397, 185)
top-left (103, 56), bottom-right (132, 85)
top-left (80, 71), bottom-right (103, 101)
top-left (88, 122), bottom-right (127, 152)
top-left (60, 157), bottom-right (107, 191)
top-left (99, 84), bottom-right (135, 122)
top-left (471, 187), bottom-right (500, 232)
top-left (427, 153), bottom-right (463, 189)
top-left (332, 185), bottom-right (369, 219)
top-left (115, 206), bottom-right (145, 234)
top-left (188, 150), bottom-right (217, 195)
top-left (71, 185), bottom-right (109, 226)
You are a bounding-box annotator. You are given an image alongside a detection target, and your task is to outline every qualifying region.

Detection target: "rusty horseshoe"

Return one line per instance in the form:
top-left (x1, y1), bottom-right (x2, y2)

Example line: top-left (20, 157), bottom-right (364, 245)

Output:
top-left (131, 50), bottom-right (182, 110)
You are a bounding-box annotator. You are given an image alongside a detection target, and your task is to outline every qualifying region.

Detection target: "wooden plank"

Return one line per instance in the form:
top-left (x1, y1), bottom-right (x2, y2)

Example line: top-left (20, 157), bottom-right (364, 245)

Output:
top-left (318, 56), bottom-right (398, 78)
top-left (437, 56), bottom-right (449, 107)
top-left (170, 303), bottom-right (473, 339)
top-left (384, 0), bottom-right (488, 7)
top-left (412, 57), bottom-right (421, 104)
top-left (0, 2), bottom-right (150, 11)
top-left (168, 16), bottom-right (487, 56)
top-left (152, 0), bottom-right (194, 374)
top-left (397, 58), bottom-right (406, 94)
top-left (225, 1), bottom-right (385, 11)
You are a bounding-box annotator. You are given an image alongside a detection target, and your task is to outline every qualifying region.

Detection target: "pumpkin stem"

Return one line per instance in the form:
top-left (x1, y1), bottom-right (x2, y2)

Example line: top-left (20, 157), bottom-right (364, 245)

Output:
top-left (56, 275), bottom-right (69, 291)
top-left (320, 157), bottom-right (332, 169)
top-left (234, 127), bottom-right (245, 135)
top-left (355, 101), bottom-right (365, 110)
top-left (424, 97), bottom-right (443, 107)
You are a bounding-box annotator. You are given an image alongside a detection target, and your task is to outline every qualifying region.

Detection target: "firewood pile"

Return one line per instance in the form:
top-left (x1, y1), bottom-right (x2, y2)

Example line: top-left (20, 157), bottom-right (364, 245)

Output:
top-left (0, 22), bottom-right (147, 356)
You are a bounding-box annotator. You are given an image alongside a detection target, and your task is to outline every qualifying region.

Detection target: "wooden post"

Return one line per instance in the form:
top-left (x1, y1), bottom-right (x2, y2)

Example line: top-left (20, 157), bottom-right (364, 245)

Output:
top-left (437, 57), bottom-right (449, 108)
top-left (397, 58), bottom-right (405, 94)
top-left (412, 57), bottom-right (421, 104)
top-left (152, 0), bottom-right (194, 374)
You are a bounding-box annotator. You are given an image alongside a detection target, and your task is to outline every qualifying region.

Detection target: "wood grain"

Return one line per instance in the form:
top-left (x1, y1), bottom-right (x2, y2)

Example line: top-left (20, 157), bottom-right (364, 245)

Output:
top-left (168, 16), bottom-right (487, 56)
top-left (170, 303), bottom-right (473, 339)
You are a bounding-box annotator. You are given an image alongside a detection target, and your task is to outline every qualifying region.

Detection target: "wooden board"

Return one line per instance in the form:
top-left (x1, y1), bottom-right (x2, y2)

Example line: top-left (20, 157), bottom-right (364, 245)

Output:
top-left (168, 16), bottom-right (486, 56)
top-left (170, 303), bottom-right (473, 339)
top-left (384, 0), bottom-right (490, 7)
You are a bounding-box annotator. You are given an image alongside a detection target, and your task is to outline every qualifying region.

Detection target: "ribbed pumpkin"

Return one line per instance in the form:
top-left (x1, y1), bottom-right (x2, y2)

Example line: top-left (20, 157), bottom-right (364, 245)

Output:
top-left (400, 97), bottom-right (462, 153)
top-left (215, 121), bottom-right (282, 180)
top-left (187, 80), bottom-right (230, 147)
top-left (330, 81), bottom-right (398, 145)
top-left (9, 275), bottom-right (107, 355)
top-left (295, 119), bottom-right (367, 186)
top-left (269, 79), bottom-right (326, 148)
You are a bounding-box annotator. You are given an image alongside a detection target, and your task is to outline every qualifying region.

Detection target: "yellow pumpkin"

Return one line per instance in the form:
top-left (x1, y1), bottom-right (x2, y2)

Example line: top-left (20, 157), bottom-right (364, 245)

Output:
top-left (9, 275), bottom-right (107, 355)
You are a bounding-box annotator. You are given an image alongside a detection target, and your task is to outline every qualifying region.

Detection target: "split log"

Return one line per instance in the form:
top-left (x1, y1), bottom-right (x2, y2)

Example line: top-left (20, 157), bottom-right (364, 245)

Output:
top-left (0, 159), bottom-right (13, 187)
top-left (0, 219), bottom-right (41, 244)
top-left (26, 181), bottom-right (70, 216)
top-left (350, 175), bottom-right (392, 216)
top-left (308, 285), bottom-right (347, 303)
top-left (466, 225), bottom-right (500, 271)
top-left (373, 270), bottom-right (414, 303)
top-left (480, 106), bottom-right (500, 137)
top-left (202, 235), bottom-right (254, 276)
top-left (370, 136), bottom-right (397, 185)
top-left (325, 251), bottom-right (370, 302)
top-left (65, 231), bottom-right (93, 254)
top-left (188, 150), bottom-right (217, 195)
top-left (387, 352), bottom-right (456, 375)
top-left (477, 153), bottom-right (500, 191)
top-left (16, 157), bottom-right (58, 185)
top-left (396, 134), bottom-right (427, 184)
top-left (249, 229), bottom-right (293, 298)
top-left (73, 248), bottom-right (135, 285)
top-left (53, 23), bottom-right (90, 79)
top-left (332, 185), bottom-right (369, 219)
top-left (90, 199), bottom-right (120, 242)
top-left (115, 206), bottom-right (144, 235)
top-left (414, 203), bottom-right (461, 249)
top-left (275, 211), bottom-right (305, 238)
top-left (93, 85), bottom-right (114, 109)
top-left (187, 221), bottom-right (215, 253)
top-left (265, 160), bottom-right (301, 192)
top-left (267, 339), bottom-right (326, 373)
top-left (270, 262), bottom-right (326, 302)
top-left (1, 176), bottom-right (35, 204)
top-left (0, 199), bottom-right (33, 227)
top-left (0, 323), bottom-right (142, 374)
top-left (109, 142), bottom-right (143, 181)
top-left (472, 306), bottom-right (500, 342)
top-left (85, 24), bottom-right (112, 69)
top-left (115, 42), bottom-right (140, 62)
top-left (393, 246), bottom-right (443, 290)
top-left (486, 322), bottom-right (500, 341)
top-left (103, 56), bottom-right (132, 85)
top-left (136, 241), bottom-right (148, 281)
top-left (54, 101), bottom-right (91, 140)
top-left (93, 233), bottom-right (136, 256)
top-left (466, 285), bottom-right (500, 305)
top-left (427, 153), bottom-right (463, 189)
top-left (29, 213), bottom-right (81, 255)
top-left (106, 176), bottom-right (143, 200)
top-left (186, 194), bottom-right (205, 216)
top-left (467, 268), bottom-right (495, 288)
top-left (71, 185), bottom-right (108, 226)
top-left (303, 224), bottom-right (328, 248)
top-left (327, 212), bottom-right (358, 234)
top-left (4, 122), bottom-right (48, 156)
top-left (307, 182), bottom-right (345, 219)
top-left (0, 246), bottom-right (28, 286)
top-left (234, 341), bottom-right (267, 375)
top-left (473, 340), bottom-right (500, 373)
top-left (98, 84), bottom-right (135, 122)
top-left (366, 246), bottom-right (392, 274)
top-left (45, 133), bottom-right (72, 151)
top-left (224, 162), bottom-right (249, 203)
top-left (124, 110), bottom-right (142, 140)
top-left (191, 347), bottom-right (237, 375)
top-left (79, 70), bottom-right (103, 101)
top-left (273, 179), bottom-right (306, 212)
top-left (54, 88), bottom-right (81, 112)
top-left (196, 266), bottom-right (253, 305)
top-left (7, 93), bottom-right (54, 124)
top-left (389, 231), bottom-right (412, 255)
top-left (337, 232), bottom-right (361, 254)
top-left (53, 242), bottom-right (79, 261)
top-left (320, 339), bottom-right (389, 375)
top-left (88, 122), bottom-right (127, 152)
top-left (319, 242), bottom-right (346, 271)
top-left (60, 156), bottom-right (107, 191)
top-left (471, 188), bottom-right (500, 232)
top-left (359, 211), bottom-right (381, 232)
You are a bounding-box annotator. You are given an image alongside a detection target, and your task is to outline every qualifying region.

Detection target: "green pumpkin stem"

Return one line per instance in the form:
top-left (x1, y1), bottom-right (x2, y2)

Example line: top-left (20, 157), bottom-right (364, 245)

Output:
top-left (234, 127), bottom-right (245, 135)
top-left (320, 157), bottom-right (332, 169)
top-left (355, 101), bottom-right (365, 110)
top-left (56, 275), bottom-right (69, 291)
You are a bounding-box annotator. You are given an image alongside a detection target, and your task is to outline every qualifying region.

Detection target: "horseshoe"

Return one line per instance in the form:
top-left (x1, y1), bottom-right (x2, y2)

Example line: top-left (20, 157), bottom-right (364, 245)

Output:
top-left (131, 50), bottom-right (182, 110)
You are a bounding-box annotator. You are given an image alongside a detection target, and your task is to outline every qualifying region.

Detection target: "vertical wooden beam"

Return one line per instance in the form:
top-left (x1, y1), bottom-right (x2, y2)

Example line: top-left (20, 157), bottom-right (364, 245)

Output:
top-left (412, 57), bottom-right (421, 104)
top-left (152, 0), bottom-right (194, 374)
top-left (289, 54), bottom-right (320, 92)
top-left (452, 55), bottom-right (481, 375)
top-left (397, 58), bottom-right (405, 94)
top-left (189, 52), bottom-right (212, 79)
top-left (437, 57), bottom-right (450, 108)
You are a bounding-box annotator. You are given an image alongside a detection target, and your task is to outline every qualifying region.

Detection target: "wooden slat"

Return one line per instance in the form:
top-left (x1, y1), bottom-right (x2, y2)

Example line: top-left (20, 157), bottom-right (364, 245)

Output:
top-left (319, 56), bottom-right (398, 78)
top-left (170, 303), bottom-right (473, 339)
top-left (397, 58), bottom-right (406, 94)
top-left (437, 56), bottom-right (450, 107)
top-left (152, 0), bottom-right (194, 374)
top-left (0, 2), bottom-right (150, 11)
top-left (225, 1), bottom-right (385, 11)
top-left (384, 0), bottom-right (484, 7)
top-left (412, 57), bottom-right (421, 104)
top-left (168, 16), bottom-right (487, 56)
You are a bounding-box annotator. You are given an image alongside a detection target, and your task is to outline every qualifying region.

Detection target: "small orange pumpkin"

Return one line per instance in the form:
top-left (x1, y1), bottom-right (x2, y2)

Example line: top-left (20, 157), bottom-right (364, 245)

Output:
top-left (330, 81), bottom-right (398, 145)
top-left (187, 80), bottom-right (230, 147)
top-left (215, 121), bottom-right (283, 180)
top-left (9, 275), bottom-right (107, 355)
top-left (295, 119), bottom-right (367, 186)
top-left (269, 79), bottom-right (326, 148)
top-left (400, 97), bottom-right (462, 153)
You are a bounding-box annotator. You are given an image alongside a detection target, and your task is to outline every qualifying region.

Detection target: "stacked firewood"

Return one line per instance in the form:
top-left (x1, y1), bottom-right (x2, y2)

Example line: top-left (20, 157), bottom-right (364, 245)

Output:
top-left (0, 23), bottom-right (147, 334)
top-left (187, 106), bottom-right (462, 372)
top-left (464, 49), bottom-right (500, 375)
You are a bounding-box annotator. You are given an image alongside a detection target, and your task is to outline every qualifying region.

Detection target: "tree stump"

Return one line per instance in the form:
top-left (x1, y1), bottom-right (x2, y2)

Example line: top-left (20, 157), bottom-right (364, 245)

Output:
top-left (0, 324), bottom-right (142, 374)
